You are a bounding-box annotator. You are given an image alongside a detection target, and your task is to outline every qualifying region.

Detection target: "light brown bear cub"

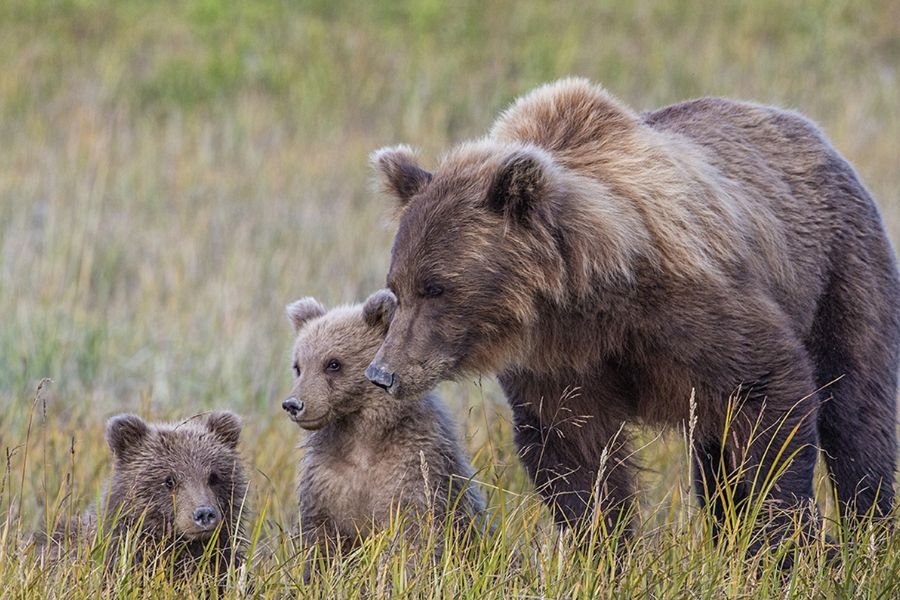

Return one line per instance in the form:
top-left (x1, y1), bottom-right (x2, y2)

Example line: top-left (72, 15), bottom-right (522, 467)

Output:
top-left (282, 290), bottom-right (486, 567)
top-left (46, 411), bottom-right (248, 579)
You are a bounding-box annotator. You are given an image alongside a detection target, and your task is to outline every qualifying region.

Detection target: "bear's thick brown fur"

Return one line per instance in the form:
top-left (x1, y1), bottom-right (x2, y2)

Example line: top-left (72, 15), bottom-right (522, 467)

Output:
top-left (45, 412), bottom-right (248, 578)
top-left (366, 78), bottom-right (899, 540)
top-left (283, 291), bottom-right (486, 571)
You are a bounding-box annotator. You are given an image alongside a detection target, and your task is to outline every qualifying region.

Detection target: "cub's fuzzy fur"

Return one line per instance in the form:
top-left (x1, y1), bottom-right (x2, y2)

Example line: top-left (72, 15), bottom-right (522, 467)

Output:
top-left (283, 290), bottom-right (486, 570)
top-left (368, 78), bottom-right (899, 542)
top-left (44, 412), bottom-right (248, 579)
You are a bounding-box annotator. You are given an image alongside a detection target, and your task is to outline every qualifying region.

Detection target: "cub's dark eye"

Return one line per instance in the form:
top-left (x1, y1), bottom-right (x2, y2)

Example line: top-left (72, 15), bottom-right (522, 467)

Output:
top-left (420, 282), bottom-right (444, 298)
top-left (293, 363), bottom-right (301, 378)
top-left (164, 476), bottom-right (176, 490)
top-left (325, 359), bottom-right (342, 373)
top-left (208, 472), bottom-right (221, 486)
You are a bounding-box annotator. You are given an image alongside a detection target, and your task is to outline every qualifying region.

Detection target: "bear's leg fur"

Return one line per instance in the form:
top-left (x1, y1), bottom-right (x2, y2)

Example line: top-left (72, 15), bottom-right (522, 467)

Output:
top-left (818, 377), bottom-right (896, 520)
top-left (689, 317), bottom-right (823, 545)
top-left (805, 163), bottom-right (899, 521)
top-left (808, 267), bottom-right (898, 521)
top-left (501, 371), bottom-right (637, 536)
top-left (734, 392), bottom-right (820, 546)
top-left (694, 394), bottom-right (820, 546)
top-left (692, 438), bottom-right (740, 533)
top-left (710, 346), bottom-right (822, 551)
top-left (696, 411), bottom-right (819, 552)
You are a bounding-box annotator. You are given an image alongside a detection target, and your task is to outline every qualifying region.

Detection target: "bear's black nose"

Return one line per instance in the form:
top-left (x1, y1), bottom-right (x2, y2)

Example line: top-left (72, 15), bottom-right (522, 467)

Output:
top-left (365, 363), bottom-right (395, 392)
top-left (282, 397), bottom-right (304, 417)
top-left (192, 506), bottom-right (218, 528)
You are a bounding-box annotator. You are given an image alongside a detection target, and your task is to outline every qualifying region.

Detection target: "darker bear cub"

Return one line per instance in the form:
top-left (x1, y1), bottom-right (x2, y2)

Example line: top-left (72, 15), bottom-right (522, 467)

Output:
top-left (282, 290), bottom-right (486, 575)
top-left (46, 411), bottom-right (249, 580)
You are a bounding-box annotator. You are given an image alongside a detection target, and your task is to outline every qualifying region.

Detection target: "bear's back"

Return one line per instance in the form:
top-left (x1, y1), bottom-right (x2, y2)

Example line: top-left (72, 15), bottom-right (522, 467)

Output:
top-left (488, 79), bottom-right (892, 332)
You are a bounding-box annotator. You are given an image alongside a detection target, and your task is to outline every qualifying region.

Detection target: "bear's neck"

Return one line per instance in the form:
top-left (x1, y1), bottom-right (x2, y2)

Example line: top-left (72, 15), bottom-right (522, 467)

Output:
top-left (533, 166), bottom-right (652, 303)
top-left (512, 290), bottom-right (626, 375)
top-left (313, 401), bottom-right (417, 444)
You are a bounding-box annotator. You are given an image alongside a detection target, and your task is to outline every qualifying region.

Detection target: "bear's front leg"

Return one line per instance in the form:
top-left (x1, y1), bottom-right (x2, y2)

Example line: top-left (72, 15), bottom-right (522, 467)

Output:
top-left (499, 370), bottom-right (637, 539)
top-left (728, 384), bottom-right (820, 553)
top-left (694, 333), bottom-right (822, 556)
top-left (298, 514), bottom-right (343, 585)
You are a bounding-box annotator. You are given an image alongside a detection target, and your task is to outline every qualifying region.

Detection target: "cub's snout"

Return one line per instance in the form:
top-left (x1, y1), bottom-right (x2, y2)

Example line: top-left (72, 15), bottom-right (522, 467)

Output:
top-left (191, 505), bottom-right (218, 529)
top-left (282, 396), bottom-right (304, 418)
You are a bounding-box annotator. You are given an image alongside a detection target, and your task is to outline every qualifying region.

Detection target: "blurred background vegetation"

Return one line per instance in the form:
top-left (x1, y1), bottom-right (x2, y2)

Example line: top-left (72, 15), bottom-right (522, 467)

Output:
top-left (0, 0), bottom-right (898, 593)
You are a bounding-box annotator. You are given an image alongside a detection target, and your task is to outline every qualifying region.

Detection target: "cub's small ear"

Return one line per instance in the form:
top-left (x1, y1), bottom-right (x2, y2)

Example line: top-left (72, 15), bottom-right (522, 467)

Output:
top-left (286, 297), bottom-right (327, 333)
top-left (486, 148), bottom-right (554, 224)
top-left (370, 145), bottom-right (432, 206)
top-left (362, 289), bottom-right (398, 331)
top-left (206, 411), bottom-right (242, 449)
top-left (106, 414), bottom-right (150, 459)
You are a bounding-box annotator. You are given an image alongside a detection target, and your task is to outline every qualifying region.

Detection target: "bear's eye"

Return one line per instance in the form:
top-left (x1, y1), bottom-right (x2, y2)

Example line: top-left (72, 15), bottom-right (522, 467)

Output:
top-left (324, 358), bottom-right (342, 373)
top-left (208, 472), bottom-right (221, 486)
top-left (293, 363), bottom-right (301, 378)
top-left (163, 476), bottom-right (176, 490)
top-left (420, 281), bottom-right (444, 298)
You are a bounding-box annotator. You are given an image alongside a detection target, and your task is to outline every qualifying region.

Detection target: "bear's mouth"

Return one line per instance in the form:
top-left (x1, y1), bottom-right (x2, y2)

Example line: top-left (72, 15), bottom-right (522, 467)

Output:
top-left (181, 529), bottom-right (215, 542)
top-left (291, 414), bottom-right (330, 430)
top-left (175, 525), bottom-right (217, 543)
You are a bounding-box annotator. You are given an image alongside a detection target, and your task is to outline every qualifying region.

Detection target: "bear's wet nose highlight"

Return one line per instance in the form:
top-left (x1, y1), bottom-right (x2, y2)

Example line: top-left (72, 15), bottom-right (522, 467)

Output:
top-left (282, 397), bottom-right (304, 416)
top-left (365, 363), bottom-right (394, 391)
top-left (192, 506), bottom-right (218, 528)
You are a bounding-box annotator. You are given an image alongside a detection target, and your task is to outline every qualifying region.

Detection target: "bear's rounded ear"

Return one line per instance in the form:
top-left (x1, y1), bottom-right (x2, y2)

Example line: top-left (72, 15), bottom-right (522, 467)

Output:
top-left (206, 411), bottom-right (242, 449)
top-left (362, 289), bottom-right (397, 331)
top-left (370, 145), bottom-right (432, 206)
top-left (106, 414), bottom-right (150, 459)
top-left (286, 297), bottom-right (327, 333)
top-left (486, 147), bottom-right (555, 224)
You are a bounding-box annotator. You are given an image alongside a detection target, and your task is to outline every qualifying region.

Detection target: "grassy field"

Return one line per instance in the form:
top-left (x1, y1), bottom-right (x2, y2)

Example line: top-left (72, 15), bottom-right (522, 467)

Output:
top-left (1, 0), bottom-right (899, 597)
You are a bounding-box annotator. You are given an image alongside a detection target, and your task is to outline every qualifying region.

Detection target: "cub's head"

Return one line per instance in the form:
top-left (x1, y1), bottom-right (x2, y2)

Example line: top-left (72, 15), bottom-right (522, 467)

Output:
top-left (282, 290), bottom-right (396, 429)
top-left (105, 411), bottom-right (247, 543)
top-left (365, 143), bottom-right (569, 399)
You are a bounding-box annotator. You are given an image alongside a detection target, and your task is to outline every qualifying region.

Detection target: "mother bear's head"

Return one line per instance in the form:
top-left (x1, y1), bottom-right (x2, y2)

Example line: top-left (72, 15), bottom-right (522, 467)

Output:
top-left (364, 141), bottom-right (581, 398)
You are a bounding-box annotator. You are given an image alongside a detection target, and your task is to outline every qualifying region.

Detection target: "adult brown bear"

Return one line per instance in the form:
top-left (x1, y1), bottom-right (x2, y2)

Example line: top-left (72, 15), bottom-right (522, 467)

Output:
top-left (365, 78), bottom-right (899, 540)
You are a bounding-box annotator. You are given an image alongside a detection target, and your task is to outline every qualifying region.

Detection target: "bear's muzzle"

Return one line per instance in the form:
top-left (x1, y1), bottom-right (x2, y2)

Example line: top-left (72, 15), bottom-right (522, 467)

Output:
top-left (365, 363), bottom-right (395, 393)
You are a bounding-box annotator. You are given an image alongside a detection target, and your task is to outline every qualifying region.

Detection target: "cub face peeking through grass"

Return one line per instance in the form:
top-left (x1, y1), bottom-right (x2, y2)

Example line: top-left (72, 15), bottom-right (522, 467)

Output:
top-left (283, 290), bottom-right (487, 575)
top-left (45, 411), bottom-right (249, 581)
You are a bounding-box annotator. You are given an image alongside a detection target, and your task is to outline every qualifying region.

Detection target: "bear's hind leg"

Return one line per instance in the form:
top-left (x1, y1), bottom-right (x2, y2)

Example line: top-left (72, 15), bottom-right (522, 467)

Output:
top-left (813, 345), bottom-right (897, 520)
top-left (807, 272), bottom-right (898, 521)
top-left (819, 393), bottom-right (896, 520)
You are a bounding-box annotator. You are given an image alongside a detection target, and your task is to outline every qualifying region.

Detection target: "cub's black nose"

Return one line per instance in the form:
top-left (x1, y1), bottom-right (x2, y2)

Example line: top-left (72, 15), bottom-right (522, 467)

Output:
top-left (365, 363), bottom-right (395, 391)
top-left (282, 397), bottom-right (304, 417)
top-left (192, 506), bottom-right (218, 528)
